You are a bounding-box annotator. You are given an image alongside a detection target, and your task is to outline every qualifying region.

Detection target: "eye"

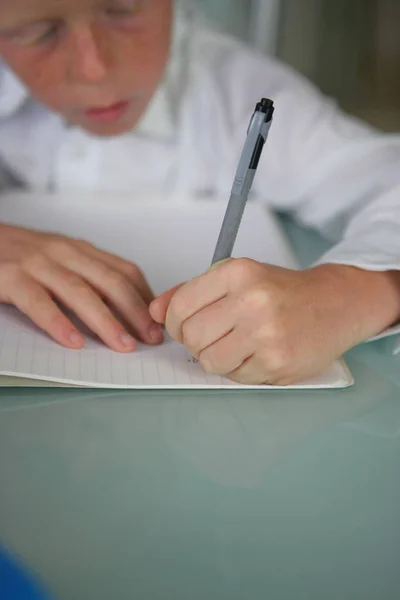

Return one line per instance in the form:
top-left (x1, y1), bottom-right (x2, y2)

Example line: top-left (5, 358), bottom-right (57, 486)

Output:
top-left (106, 0), bottom-right (143, 18)
top-left (12, 23), bottom-right (58, 47)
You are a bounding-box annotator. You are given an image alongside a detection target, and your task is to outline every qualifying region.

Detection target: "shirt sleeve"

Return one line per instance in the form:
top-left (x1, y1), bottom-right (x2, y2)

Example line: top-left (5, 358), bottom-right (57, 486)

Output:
top-left (221, 46), bottom-right (400, 274)
top-left (208, 40), bottom-right (400, 343)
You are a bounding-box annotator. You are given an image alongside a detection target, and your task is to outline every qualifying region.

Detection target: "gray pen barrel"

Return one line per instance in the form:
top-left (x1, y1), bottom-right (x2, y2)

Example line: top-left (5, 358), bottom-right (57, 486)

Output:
top-left (211, 131), bottom-right (263, 263)
top-left (211, 99), bottom-right (274, 265)
top-left (212, 190), bottom-right (253, 264)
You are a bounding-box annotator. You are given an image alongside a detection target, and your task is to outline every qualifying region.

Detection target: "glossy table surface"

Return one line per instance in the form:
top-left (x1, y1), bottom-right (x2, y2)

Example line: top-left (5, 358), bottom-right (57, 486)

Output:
top-left (0, 218), bottom-right (399, 600)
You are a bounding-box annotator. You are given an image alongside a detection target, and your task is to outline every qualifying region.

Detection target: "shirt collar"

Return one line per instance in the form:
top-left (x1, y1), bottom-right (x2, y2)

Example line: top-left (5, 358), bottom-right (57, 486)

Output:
top-left (134, 79), bottom-right (175, 140)
top-left (135, 3), bottom-right (192, 140)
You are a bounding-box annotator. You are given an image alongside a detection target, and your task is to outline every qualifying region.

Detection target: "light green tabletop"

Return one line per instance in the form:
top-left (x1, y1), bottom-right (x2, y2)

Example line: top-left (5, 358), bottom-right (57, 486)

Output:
top-left (0, 218), bottom-right (399, 600)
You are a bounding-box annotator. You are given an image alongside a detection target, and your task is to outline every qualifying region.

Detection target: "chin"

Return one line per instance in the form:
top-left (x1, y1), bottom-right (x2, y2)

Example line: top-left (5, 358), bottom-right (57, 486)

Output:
top-left (80, 117), bottom-right (139, 138)
top-left (69, 103), bottom-right (142, 137)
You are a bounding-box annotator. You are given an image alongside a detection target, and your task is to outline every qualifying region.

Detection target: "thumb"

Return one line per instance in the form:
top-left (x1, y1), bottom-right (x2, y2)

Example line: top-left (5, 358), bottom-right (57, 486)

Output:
top-left (150, 284), bottom-right (183, 324)
top-left (207, 258), bottom-right (233, 272)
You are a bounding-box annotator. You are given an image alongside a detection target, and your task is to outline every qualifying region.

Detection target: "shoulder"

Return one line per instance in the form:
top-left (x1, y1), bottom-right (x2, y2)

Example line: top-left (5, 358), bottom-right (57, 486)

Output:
top-left (175, 23), bottom-right (333, 166)
top-left (176, 24), bottom-right (330, 169)
top-left (186, 26), bottom-right (323, 122)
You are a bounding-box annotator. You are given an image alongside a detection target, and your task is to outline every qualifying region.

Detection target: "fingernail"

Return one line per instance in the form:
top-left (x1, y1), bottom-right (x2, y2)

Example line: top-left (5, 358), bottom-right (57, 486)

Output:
top-left (69, 331), bottom-right (84, 347)
top-left (120, 332), bottom-right (136, 348)
top-left (149, 323), bottom-right (164, 343)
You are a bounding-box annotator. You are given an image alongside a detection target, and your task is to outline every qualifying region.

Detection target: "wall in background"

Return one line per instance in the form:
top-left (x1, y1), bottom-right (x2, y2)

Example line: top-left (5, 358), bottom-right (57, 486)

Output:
top-left (277, 0), bottom-right (400, 130)
top-left (196, 0), bottom-right (400, 131)
top-left (196, 0), bottom-right (253, 41)
top-left (196, 0), bottom-right (281, 54)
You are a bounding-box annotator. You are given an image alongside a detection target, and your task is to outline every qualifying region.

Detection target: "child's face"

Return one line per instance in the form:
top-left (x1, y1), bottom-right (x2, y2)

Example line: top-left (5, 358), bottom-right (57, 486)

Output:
top-left (0, 0), bottom-right (173, 136)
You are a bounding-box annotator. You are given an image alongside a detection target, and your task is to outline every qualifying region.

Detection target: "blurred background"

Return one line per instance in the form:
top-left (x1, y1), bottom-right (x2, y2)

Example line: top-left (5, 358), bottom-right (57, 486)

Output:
top-left (197, 0), bottom-right (400, 132)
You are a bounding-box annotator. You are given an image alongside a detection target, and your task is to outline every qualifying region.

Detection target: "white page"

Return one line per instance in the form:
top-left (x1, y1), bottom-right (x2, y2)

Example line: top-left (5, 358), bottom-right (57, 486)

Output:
top-left (0, 192), bottom-right (353, 389)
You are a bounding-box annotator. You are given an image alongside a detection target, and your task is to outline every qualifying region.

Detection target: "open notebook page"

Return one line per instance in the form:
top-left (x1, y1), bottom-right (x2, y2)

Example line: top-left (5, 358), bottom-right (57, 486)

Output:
top-left (0, 192), bottom-right (353, 389)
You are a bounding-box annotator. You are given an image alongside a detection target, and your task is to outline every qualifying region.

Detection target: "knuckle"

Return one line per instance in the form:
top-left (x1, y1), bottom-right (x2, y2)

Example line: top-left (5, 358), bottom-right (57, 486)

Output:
top-left (76, 285), bottom-right (96, 305)
top-left (243, 287), bottom-right (272, 312)
top-left (105, 269), bottom-right (129, 290)
top-left (253, 319), bottom-right (283, 343)
top-left (267, 353), bottom-right (287, 374)
top-left (0, 261), bottom-right (21, 284)
top-left (44, 238), bottom-right (73, 260)
top-left (123, 262), bottom-right (142, 281)
top-left (199, 350), bottom-right (221, 375)
top-left (73, 238), bottom-right (93, 250)
top-left (226, 258), bottom-right (255, 283)
top-left (0, 265), bottom-right (46, 308)
top-left (261, 343), bottom-right (293, 374)
top-left (24, 287), bottom-right (51, 314)
top-left (253, 323), bottom-right (273, 344)
top-left (22, 251), bottom-right (50, 274)
top-left (181, 320), bottom-right (199, 350)
top-left (47, 310), bottom-right (69, 331)
top-left (64, 274), bottom-right (93, 299)
top-left (169, 292), bottom-right (189, 320)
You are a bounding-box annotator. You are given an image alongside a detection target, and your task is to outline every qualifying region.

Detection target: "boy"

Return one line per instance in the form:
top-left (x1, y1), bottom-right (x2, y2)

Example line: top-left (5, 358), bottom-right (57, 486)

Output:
top-left (0, 0), bottom-right (399, 385)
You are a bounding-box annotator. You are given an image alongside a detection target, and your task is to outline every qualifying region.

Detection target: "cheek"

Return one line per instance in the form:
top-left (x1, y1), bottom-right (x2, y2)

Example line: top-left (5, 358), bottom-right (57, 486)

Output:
top-left (115, 5), bottom-right (172, 89)
top-left (0, 43), bottom-right (67, 109)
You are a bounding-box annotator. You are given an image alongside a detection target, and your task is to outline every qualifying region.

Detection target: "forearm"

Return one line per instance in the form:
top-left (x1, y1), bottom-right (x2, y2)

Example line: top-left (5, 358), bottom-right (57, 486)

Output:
top-left (310, 264), bottom-right (400, 346)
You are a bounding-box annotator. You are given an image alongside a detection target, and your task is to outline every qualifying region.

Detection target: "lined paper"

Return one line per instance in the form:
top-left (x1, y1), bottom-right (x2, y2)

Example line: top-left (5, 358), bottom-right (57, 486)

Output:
top-left (0, 193), bottom-right (353, 389)
top-left (0, 305), bottom-right (352, 388)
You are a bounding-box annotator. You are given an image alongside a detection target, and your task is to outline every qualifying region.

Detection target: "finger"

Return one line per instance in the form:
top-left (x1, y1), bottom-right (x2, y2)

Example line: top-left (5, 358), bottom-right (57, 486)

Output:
top-left (74, 241), bottom-right (155, 305)
top-left (178, 296), bottom-right (236, 353)
top-left (232, 357), bottom-right (323, 386)
top-left (7, 273), bottom-right (84, 349)
top-left (30, 261), bottom-right (138, 353)
top-left (48, 246), bottom-right (162, 345)
top-left (165, 271), bottom-right (231, 342)
top-left (198, 328), bottom-right (253, 376)
top-left (207, 258), bottom-right (231, 272)
top-left (150, 284), bottom-right (183, 324)
top-left (228, 355), bottom-right (276, 385)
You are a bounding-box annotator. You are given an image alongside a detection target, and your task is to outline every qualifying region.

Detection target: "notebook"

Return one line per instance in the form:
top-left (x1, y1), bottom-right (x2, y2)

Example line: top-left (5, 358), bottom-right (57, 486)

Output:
top-left (0, 192), bottom-right (353, 389)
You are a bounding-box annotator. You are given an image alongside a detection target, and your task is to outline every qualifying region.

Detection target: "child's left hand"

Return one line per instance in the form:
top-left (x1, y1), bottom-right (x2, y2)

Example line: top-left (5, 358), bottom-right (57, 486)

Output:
top-left (150, 259), bottom-right (400, 385)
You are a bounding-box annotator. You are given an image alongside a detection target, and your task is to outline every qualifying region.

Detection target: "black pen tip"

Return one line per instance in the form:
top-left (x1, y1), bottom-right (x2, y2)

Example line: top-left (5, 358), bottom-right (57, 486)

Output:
top-left (255, 98), bottom-right (274, 122)
top-left (256, 98), bottom-right (274, 113)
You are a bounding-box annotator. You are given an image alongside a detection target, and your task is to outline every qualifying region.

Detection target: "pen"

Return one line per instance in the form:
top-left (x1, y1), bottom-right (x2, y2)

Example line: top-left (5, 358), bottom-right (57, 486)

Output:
top-left (211, 97), bottom-right (274, 265)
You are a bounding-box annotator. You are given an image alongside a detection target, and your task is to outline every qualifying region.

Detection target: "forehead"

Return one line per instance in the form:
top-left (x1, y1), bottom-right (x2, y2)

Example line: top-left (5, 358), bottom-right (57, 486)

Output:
top-left (0, 0), bottom-right (133, 26)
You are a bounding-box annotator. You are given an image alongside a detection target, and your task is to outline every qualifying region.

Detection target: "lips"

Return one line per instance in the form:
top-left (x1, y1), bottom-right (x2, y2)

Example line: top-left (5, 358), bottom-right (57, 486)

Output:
top-left (84, 100), bottom-right (130, 123)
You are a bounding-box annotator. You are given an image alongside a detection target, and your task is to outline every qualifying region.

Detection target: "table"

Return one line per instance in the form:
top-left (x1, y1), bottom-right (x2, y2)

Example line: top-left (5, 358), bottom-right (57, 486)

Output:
top-left (1, 219), bottom-right (399, 600)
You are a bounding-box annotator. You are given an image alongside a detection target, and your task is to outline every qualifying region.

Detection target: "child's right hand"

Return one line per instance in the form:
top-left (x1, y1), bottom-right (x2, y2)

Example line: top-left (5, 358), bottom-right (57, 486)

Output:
top-left (0, 224), bottom-right (164, 352)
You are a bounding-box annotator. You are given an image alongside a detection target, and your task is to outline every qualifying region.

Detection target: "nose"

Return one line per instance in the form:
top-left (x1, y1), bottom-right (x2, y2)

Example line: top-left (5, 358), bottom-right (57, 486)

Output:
top-left (67, 23), bottom-right (111, 84)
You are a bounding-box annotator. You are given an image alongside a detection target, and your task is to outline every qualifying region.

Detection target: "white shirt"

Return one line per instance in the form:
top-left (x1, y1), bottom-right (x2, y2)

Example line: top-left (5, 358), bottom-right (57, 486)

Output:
top-left (0, 6), bottom-right (400, 276)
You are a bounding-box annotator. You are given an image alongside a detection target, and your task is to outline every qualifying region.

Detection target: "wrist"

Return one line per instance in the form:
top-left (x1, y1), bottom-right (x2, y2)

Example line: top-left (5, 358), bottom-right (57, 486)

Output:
top-left (308, 264), bottom-right (400, 344)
